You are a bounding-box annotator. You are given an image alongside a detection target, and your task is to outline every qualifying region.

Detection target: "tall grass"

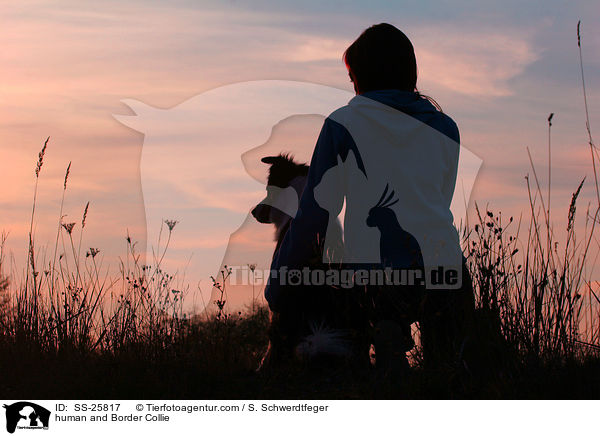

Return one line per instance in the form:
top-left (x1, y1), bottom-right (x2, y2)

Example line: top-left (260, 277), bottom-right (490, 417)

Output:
top-left (0, 140), bottom-right (270, 378)
top-left (1, 129), bottom-right (597, 391)
top-left (0, 142), bottom-right (193, 357)
top-left (460, 20), bottom-right (600, 363)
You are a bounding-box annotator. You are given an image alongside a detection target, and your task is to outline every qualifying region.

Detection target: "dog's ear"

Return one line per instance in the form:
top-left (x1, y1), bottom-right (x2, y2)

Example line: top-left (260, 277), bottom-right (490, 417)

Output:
top-left (261, 156), bottom-right (280, 165)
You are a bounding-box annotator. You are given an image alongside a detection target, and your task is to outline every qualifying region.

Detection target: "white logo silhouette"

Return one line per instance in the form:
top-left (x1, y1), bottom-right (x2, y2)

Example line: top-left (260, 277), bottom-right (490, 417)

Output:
top-left (114, 81), bottom-right (482, 310)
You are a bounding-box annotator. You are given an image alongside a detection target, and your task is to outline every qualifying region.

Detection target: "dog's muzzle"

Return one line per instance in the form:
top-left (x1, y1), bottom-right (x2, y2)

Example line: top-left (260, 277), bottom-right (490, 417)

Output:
top-left (251, 203), bottom-right (272, 223)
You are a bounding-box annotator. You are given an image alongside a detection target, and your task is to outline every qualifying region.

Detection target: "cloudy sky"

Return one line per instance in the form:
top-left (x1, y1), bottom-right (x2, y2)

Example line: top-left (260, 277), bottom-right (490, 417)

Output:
top-left (1, 0), bottom-right (599, 307)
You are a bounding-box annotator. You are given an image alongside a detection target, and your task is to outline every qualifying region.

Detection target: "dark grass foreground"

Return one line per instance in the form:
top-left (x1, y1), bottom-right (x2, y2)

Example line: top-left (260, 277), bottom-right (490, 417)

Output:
top-left (1, 142), bottom-right (600, 399)
top-left (1, 304), bottom-right (599, 400)
top-left (2, 152), bottom-right (599, 399)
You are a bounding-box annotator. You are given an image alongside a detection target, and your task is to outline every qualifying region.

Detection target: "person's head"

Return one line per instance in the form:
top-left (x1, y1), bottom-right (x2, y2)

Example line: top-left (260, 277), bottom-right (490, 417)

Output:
top-left (343, 23), bottom-right (417, 95)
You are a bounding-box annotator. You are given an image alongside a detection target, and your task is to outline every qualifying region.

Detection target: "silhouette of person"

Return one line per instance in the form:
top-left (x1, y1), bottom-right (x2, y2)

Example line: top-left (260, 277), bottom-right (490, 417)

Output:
top-left (264, 23), bottom-right (475, 370)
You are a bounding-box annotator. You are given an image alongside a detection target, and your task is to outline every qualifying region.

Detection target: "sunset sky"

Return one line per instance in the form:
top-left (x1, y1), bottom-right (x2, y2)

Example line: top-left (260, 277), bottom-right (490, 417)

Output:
top-left (1, 1), bottom-right (599, 310)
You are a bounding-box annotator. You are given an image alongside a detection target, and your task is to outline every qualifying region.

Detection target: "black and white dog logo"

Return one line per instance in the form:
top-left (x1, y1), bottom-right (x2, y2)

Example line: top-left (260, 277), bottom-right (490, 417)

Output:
top-left (3, 402), bottom-right (50, 434)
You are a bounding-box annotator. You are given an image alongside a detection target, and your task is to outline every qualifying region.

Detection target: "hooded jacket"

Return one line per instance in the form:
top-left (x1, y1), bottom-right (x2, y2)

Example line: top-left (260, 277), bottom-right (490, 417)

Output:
top-left (265, 89), bottom-right (463, 312)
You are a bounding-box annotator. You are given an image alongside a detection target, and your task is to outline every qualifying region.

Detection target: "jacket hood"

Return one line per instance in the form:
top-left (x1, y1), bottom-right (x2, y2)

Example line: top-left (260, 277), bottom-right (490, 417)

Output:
top-left (359, 89), bottom-right (438, 115)
top-left (348, 89), bottom-right (458, 143)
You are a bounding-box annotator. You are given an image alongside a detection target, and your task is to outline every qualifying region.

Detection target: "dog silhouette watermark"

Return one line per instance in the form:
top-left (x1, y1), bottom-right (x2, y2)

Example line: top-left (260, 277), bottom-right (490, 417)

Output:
top-left (114, 80), bottom-right (482, 310)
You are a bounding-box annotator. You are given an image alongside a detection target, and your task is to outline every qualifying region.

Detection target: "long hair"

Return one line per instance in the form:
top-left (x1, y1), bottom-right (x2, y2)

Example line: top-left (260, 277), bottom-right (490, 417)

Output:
top-left (343, 23), bottom-right (442, 111)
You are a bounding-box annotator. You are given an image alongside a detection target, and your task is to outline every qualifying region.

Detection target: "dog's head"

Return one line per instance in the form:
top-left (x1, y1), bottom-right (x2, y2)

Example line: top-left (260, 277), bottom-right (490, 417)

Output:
top-left (251, 154), bottom-right (308, 232)
top-left (261, 154), bottom-right (309, 189)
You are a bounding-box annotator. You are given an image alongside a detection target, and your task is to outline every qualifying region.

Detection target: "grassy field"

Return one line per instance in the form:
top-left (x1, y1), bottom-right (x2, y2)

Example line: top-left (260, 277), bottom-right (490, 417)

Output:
top-left (1, 135), bottom-right (599, 399)
top-left (1, 295), bottom-right (599, 399)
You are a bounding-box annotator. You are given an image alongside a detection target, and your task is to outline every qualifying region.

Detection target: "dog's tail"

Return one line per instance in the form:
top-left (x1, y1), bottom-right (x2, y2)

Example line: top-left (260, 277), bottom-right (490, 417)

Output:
top-left (295, 320), bottom-right (353, 360)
